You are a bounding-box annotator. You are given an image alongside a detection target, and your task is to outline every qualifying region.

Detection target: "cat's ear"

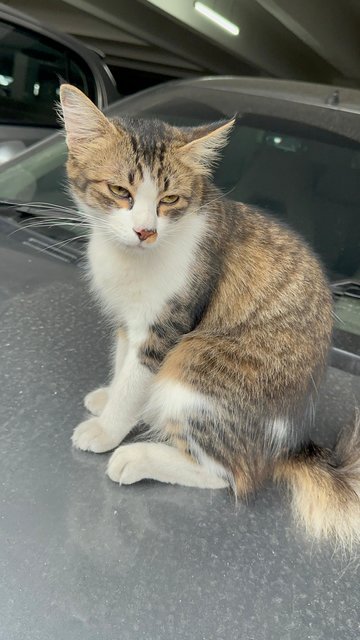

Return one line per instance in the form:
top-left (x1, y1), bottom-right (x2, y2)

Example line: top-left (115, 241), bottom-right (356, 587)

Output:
top-left (178, 117), bottom-right (236, 174)
top-left (59, 84), bottom-right (113, 147)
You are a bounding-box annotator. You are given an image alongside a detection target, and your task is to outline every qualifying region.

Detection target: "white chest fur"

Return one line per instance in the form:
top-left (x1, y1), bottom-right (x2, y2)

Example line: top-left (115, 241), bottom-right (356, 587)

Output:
top-left (87, 214), bottom-right (206, 343)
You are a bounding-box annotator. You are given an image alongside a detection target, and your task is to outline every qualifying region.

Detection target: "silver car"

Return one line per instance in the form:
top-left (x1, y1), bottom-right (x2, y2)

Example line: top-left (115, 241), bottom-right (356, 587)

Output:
top-left (0, 77), bottom-right (359, 639)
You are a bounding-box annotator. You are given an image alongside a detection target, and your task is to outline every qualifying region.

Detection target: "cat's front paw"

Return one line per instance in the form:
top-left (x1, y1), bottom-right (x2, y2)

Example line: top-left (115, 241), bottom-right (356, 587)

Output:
top-left (84, 387), bottom-right (109, 416)
top-left (72, 417), bottom-right (118, 453)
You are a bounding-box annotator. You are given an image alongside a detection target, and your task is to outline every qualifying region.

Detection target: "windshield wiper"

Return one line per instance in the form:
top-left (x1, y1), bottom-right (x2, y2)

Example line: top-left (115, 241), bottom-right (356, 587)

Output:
top-left (0, 200), bottom-right (19, 208)
top-left (0, 200), bottom-right (76, 217)
top-left (0, 200), bottom-right (87, 244)
top-left (332, 280), bottom-right (360, 300)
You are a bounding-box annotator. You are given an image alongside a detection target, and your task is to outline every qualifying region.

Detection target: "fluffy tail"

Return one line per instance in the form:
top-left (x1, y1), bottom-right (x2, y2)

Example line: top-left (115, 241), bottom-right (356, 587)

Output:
top-left (274, 412), bottom-right (360, 549)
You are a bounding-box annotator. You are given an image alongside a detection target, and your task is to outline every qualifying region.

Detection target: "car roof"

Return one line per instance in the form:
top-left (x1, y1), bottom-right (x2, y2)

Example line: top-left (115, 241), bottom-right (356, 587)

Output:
top-left (110, 75), bottom-right (360, 114)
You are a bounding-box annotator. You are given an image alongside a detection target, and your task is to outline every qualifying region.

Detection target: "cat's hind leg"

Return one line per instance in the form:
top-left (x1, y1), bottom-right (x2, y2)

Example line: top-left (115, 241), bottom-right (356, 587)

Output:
top-left (107, 363), bottom-right (230, 489)
top-left (108, 333), bottom-right (278, 496)
top-left (106, 442), bottom-right (228, 489)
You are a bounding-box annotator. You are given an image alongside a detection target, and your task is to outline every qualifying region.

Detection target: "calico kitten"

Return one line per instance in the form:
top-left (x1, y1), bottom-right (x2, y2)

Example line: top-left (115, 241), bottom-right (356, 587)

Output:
top-left (60, 84), bottom-right (360, 548)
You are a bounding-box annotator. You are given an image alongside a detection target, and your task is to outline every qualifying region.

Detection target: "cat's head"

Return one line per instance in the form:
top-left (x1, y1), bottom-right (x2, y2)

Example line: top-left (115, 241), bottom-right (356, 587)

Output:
top-left (60, 84), bottom-right (234, 249)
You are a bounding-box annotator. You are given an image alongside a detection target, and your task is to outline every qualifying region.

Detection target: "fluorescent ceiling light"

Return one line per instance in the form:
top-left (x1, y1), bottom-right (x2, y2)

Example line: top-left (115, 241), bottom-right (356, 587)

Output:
top-left (194, 2), bottom-right (240, 36)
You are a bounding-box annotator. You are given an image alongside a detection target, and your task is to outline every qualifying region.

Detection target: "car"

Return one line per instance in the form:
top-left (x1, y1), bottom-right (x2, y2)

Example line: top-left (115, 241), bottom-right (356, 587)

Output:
top-left (0, 2), bottom-right (118, 164)
top-left (0, 77), bottom-right (359, 639)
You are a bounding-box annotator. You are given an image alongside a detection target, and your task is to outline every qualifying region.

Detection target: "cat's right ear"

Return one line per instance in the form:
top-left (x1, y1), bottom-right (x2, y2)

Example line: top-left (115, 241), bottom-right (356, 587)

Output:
top-left (59, 84), bottom-right (113, 147)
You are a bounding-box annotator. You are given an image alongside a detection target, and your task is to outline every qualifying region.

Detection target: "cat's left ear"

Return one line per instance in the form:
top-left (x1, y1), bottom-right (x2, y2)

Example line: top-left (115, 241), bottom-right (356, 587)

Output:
top-left (178, 117), bottom-right (236, 174)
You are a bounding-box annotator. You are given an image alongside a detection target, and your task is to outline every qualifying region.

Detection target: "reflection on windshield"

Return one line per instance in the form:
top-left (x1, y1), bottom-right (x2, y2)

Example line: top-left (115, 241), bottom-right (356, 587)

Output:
top-left (0, 138), bottom-right (70, 208)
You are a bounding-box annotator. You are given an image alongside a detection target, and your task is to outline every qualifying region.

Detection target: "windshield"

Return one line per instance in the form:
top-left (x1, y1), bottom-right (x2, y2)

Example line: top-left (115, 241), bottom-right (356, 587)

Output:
top-left (0, 100), bottom-right (359, 287)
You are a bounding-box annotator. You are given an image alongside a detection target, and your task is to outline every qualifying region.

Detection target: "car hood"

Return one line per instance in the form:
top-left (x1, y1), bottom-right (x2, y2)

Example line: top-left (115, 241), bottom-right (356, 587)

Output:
top-left (1, 217), bottom-right (359, 639)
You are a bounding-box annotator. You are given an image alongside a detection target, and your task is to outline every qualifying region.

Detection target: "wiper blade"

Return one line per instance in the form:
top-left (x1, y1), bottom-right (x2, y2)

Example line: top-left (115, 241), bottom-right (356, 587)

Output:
top-left (0, 199), bottom-right (19, 208)
top-left (16, 203), bottom-right (76, 217)
top-left (0, 200), bottom-right (76, 217)
top-left (0, 200), bottom-right (87, 245)
top-left (331, 280), bottom-right (360, 300)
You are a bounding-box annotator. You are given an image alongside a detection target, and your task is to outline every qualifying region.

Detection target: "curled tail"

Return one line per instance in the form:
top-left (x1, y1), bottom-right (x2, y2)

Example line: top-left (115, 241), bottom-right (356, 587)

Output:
top-left (274, 412), bottom-right (360, 549)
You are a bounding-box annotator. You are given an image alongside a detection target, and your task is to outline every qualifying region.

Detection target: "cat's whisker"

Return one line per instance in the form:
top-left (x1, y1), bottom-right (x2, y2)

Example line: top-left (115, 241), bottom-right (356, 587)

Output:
top-left (6, 200), bottom-right (109, 239)
top-left (5, 200), bottom-right (77, 216)
top-left (8, 219), bottom-right (90, 237)
top-left (8, 221), bottom-right (91, 238)
top-left (41, 234), bottom-right (89, 252)
top-left (190, 185), bottom-right (237, 216)
top-left (26, 200), bottom-right (75, 210)
top-left (24, 233), bottom-right (89, 257)
top-left (18, 215), bottom-right (85, 225)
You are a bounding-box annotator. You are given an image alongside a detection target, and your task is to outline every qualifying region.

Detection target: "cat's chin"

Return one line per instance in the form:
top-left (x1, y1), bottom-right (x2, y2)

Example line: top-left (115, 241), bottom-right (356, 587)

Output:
top-left (114, 238), bottom-right (158, 252)
top-left (134, 242), bottom-right (158, 252)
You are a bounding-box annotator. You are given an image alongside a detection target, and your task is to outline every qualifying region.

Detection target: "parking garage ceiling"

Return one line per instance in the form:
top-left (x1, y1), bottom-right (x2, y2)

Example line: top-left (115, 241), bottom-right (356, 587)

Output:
top-left (4, 0), bottom-right (360, 86)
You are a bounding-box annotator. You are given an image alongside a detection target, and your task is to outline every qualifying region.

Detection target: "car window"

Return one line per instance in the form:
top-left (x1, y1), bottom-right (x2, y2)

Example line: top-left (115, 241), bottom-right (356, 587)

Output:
top-left (0, 19), bottom-right (96, 126)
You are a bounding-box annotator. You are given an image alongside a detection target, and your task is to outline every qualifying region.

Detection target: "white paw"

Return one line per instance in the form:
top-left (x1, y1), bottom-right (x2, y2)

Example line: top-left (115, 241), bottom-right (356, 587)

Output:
top-left (84, 387), bottom-right (109, 416)
top-left (107, 444), bottom-right (148, 485)
top-left (72, 417), bottom-right (119, 453)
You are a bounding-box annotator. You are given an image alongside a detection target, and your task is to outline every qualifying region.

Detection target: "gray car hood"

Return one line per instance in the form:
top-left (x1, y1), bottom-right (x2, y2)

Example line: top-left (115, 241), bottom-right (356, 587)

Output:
top-left (0, 218), bottom-right (359, 640)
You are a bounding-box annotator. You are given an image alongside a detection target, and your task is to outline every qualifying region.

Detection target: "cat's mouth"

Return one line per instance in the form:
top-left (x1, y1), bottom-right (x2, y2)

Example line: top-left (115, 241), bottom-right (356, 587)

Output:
top-left (135, 230), bottom-right (158, 249)
top-left (142, 231), bottom-right (158, 245)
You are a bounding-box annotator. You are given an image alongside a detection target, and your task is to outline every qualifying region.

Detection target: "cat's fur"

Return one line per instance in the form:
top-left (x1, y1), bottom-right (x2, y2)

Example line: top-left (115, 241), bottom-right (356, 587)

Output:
top-left (60, 84), bottom-right (360, 548)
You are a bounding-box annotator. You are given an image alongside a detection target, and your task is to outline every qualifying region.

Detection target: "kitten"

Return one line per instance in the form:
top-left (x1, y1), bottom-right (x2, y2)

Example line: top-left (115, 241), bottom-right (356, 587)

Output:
top-left (60, 84), bottom-right (360, 548)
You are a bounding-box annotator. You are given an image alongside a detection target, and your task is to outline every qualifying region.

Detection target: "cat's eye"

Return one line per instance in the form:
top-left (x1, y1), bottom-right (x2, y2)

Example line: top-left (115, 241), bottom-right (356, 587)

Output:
top-left (160, 195), bottom-right (179, 205)
top-left (108, 184), bottom-right (131, 199)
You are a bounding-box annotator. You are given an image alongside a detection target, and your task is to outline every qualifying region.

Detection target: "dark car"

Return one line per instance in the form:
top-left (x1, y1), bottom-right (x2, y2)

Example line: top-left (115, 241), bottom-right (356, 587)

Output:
top-left (0, 2), bottom-right (118, 163)
top-left (0, 77), bottom-right (359, 639)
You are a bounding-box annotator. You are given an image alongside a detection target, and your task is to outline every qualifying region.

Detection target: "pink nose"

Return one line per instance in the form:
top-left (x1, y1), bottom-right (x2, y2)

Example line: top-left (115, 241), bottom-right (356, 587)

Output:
top-left (134, 228), bottom-right (157, 242)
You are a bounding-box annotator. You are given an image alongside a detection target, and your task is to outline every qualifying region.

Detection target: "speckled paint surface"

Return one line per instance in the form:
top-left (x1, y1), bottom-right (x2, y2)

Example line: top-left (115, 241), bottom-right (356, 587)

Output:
top-left (0, 232), bottom-right (359, 640)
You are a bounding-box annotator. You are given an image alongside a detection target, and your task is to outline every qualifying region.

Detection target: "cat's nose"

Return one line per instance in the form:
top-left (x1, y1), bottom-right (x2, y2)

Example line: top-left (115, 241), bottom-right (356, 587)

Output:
top-left (133, 228), bottom-right (157, 243)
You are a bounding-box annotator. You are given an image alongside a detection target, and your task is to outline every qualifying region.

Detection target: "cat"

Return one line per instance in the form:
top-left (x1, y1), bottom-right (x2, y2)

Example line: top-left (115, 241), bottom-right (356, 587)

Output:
top-left (60, 83), bottom-right (360, 548)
